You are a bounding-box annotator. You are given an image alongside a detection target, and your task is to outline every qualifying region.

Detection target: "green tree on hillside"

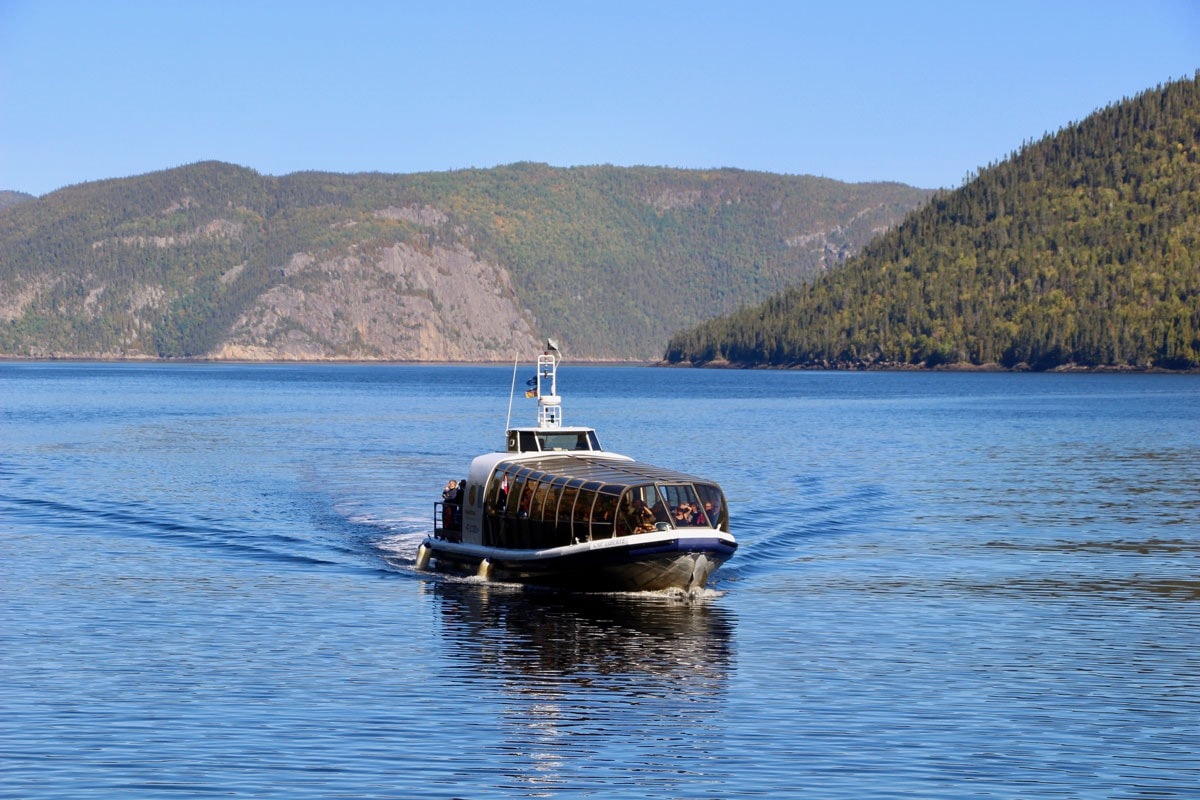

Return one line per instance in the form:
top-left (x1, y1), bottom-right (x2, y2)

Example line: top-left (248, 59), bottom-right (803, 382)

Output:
top-left (666, 73), bottom-right (1200, 370)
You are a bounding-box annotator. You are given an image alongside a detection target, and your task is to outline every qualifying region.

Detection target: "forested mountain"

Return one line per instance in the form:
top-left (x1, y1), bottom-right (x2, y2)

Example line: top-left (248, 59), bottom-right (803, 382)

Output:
top-left (666, 74), bottom-right (1200, 370)
top-left (0, 191), bottom-right (34, 211)
top-left (0, 163), bottom-right (930, 360)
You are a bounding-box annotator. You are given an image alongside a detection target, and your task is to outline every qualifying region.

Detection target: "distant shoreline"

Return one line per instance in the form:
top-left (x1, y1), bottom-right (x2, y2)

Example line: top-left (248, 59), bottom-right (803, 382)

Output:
top-left (656, 359), bottom-right (1200, 374)
top-left (0, 355), bottom-right (652, 367)
top-left (2, 355), bottom-right (1196, 373)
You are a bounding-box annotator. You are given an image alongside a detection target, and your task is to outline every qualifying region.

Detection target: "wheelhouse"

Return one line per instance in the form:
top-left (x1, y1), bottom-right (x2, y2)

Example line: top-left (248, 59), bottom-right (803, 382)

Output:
top-left (505, 427), bottom-right (602, 454)
top-left (478, 454), bottom-right (728, 550)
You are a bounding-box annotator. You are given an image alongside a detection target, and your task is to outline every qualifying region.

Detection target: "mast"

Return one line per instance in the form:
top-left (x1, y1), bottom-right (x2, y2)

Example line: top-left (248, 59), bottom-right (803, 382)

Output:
top-left (537, 339), bottom-right (562, 429)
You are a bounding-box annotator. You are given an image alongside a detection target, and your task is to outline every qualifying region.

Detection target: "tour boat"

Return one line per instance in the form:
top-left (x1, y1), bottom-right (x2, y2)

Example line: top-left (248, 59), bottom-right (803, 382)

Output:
top-left (417, 343), bottom-right (737, 592)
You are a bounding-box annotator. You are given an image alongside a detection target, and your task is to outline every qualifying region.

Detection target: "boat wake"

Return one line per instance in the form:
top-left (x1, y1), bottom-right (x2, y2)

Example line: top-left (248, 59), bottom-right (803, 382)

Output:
top-left (2, 490), bottom-right (348, 571)
top-left (718, 478), bottom-right (895, 583)
top-left (329, 500), bottom-right (431, 569)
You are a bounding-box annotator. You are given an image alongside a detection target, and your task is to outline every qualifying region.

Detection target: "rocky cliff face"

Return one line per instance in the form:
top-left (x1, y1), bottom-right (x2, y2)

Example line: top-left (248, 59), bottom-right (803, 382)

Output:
top-left (212, 242), bottom-right (539, 361)
top-left (0, 162), bottom-right (935, 361)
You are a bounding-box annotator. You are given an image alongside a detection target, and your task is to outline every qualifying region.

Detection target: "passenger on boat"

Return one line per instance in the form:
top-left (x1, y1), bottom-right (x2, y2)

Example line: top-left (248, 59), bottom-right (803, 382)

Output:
top-left (518, 484), bottom-right (533, 519)
top-left (452, 480), bottom-right (465, 530)
top-left (441, 480), bottom-right (457, 532)
top-left (619, 495), bottom-right (656, 534)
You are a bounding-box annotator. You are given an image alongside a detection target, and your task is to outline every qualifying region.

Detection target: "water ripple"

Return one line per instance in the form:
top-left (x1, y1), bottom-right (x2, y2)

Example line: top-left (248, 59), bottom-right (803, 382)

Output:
top-left (3, 365), bottom-right (1199, 798)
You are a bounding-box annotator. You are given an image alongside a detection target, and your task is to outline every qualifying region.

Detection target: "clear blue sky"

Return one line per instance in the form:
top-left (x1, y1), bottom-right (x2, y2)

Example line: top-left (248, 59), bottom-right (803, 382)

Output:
top-left (1, 0), bottom-right (1196, 197)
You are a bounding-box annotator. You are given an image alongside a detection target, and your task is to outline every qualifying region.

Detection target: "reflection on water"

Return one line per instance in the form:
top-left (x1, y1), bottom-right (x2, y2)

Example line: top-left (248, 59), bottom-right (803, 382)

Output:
top-left (431, 582), bottom-right (734, 685)
top-left (429, 583), bottom-right (735, 796)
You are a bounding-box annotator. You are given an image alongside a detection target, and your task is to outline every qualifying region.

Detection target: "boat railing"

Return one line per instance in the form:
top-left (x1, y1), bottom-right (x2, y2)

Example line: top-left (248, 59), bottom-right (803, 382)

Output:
top-left (433, 501), bottom-right (463, 542)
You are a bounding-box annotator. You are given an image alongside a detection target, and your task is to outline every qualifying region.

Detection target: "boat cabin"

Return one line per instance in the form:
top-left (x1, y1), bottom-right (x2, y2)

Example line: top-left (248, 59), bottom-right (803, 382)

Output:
top-left (434, 453), bottom-right (728, 550)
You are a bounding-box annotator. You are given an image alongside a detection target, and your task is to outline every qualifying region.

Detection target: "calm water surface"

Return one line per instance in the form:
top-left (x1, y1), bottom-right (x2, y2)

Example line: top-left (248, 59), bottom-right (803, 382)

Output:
top-left (2, 364), bottom-right (1198, 798)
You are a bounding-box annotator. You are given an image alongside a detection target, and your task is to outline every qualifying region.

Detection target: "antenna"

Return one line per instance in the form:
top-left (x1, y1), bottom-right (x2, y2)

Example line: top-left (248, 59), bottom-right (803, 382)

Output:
top-left (504, 352), bottom-right (517, 432)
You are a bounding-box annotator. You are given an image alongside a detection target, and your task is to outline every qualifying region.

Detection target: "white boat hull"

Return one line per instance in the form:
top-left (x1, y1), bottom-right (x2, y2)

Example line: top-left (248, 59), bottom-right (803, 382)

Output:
top-left (421, 531), bottom-right (737, 592)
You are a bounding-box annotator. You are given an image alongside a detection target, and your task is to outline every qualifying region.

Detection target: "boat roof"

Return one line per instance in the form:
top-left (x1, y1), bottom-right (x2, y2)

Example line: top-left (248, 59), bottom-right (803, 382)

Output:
top-left (489, 453), bottom-right (719, 489)
top-left (507, 425), bottom-right (595, 433)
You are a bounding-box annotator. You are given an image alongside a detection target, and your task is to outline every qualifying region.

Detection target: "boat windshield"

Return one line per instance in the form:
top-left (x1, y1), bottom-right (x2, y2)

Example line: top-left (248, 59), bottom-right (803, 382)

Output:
top-left (657, 483), bottom-right (713, 528)
top-left (507, 430), bottom-right (601, 453)
top-left (693, 483), bottom-right (726, 529)
top-left (538, 431), bottom-right (600, 451)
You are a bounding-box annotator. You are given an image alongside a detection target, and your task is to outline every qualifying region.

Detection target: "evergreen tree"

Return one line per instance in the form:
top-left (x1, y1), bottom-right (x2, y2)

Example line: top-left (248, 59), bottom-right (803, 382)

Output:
top-left (666, 73), bottom-right (1200, 371)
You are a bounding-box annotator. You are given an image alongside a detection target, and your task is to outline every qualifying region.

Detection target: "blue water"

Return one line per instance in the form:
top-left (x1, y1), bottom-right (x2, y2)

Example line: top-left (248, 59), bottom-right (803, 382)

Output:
top-left (2, 363), bottom-right (1198, 799)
